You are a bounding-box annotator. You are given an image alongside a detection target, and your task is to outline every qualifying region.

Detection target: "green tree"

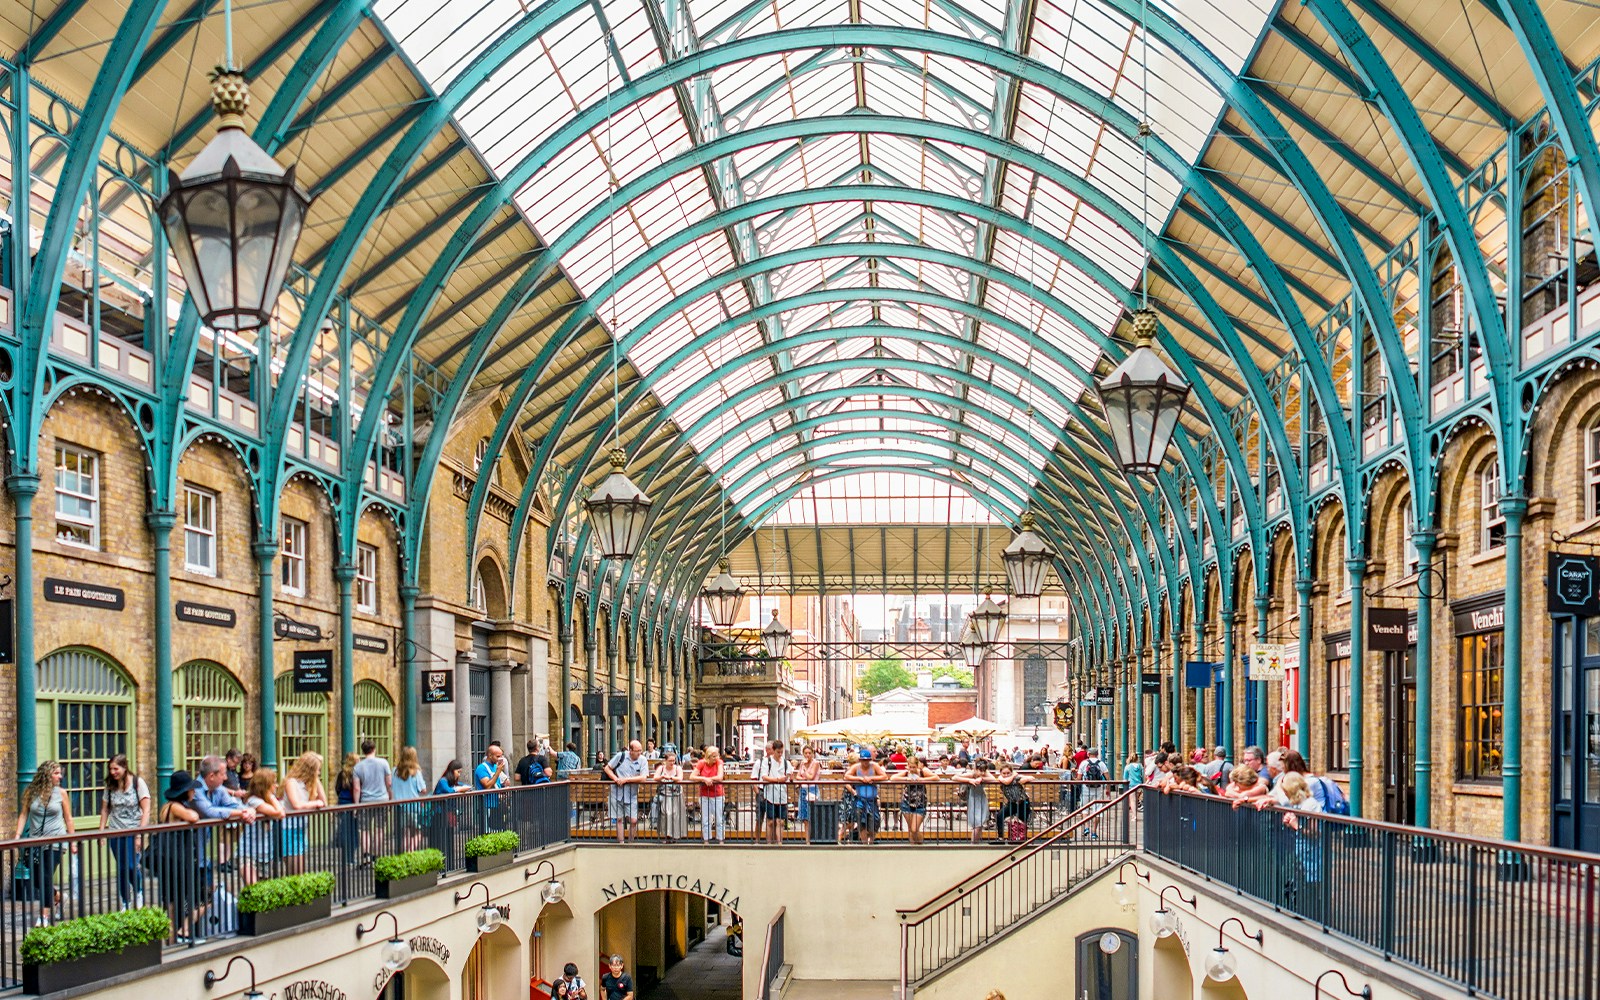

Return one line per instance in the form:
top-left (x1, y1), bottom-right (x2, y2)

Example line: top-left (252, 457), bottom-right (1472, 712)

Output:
top-left (857, 658), bottom-right (917, 697)
top-left (931, 664), bottom-right (976, 688)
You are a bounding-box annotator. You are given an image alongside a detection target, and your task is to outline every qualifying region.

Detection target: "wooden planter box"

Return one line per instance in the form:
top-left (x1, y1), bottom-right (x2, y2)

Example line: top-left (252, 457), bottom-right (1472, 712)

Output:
top-left (239, 895), bottom-right (332, 935)
top-left (466, 850), bottom-right (514, 874)
top-left (23, 941), bottom-right (161, 995)
top-left (377, 871), bottom-right (439, 899)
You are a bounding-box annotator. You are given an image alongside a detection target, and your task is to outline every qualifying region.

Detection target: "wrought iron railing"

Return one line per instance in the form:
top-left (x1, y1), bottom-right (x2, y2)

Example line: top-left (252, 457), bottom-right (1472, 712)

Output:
top-left (896, 787), bottom-right (1138, 991)
top-left (756, 905), bottom-right (785, 1000)
top-left (1143, 789), bottom-right (1600, 1000)
top-left (0, 782), bottom-right (568, 991)
top-left (567, 777), bottom-right (1129, 845)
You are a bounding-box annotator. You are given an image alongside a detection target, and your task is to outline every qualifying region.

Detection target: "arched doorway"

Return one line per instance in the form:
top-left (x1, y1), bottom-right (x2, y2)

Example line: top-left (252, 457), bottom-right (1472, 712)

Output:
top-left (1076, 928), bottom-right (1136, 1000)
top-left (462, 925), bottom-right (522, 1000)
top-left (1153, 933), bottom-right (1194, 999)
top-left (596, 890), bottom-right (743, 1000)
top-left (376, 954), bottom-right (449, 1000)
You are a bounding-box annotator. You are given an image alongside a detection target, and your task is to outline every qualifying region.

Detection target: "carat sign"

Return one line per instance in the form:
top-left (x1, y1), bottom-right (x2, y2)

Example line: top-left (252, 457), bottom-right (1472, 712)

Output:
top-left (1548, 554), bottom-right (1600, 617)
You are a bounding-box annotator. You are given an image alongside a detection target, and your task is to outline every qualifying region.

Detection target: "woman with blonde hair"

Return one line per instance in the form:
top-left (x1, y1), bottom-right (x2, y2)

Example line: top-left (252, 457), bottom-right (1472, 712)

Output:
top-left (281, 752), bottom-right (327, 873)
top-left (391, 746), bottom-right (428, 850)
top-left (241, 768), bottom-right (285, 884)
top-left (14, 761), bottom-right (73, 925)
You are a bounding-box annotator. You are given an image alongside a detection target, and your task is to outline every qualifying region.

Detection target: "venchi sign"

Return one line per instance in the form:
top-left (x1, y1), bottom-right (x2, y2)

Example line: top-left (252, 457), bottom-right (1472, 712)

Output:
top-left (599, 873), bottom-right (741, 911)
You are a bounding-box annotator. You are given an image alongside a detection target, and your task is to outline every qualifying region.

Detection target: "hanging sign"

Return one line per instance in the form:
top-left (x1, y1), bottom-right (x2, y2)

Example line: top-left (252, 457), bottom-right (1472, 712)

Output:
top-left (353, 633), bottom-right (389, 654)
top-left (609, 695), bottom-right (630, 716)
top-left (1053, 700), bottom-right (1074, 731)
top-left (582, 692), bottom-right (604, 716)
top-left (422, 670), bottom-right (454, 703)
top-left (43, 578), bottom-right (124, 611)
top-left (1140, 672), bottom-right (1163, 695)
top-left (1094, 686), bottom-right (1115, 706)
top-left (1549, 554), bottom-right (1600, 616)
top-left (1367, 608), bottom-right (1410, 650)
top-left (687, 707), bottom-right (704, 726)
top-left (1184, 661), bottom-right (1218, 688)
top-left (176, 600), bottom-right (236, 628)
top-left (1249, 643), bottom-right (1285, 680)
top-left (275, 615), bottom-right (322, 641)
top-left (659, 704), bottom-right (679, 723)
top-left (292, 649), bottom-right (334, 692)
top-left (0, 598), bottom-right (13, 664)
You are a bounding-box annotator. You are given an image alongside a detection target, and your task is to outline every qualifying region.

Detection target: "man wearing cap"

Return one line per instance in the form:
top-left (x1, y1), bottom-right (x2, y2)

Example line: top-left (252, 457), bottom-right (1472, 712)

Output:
top-left (1199, 746), bottom-right (1230, 788)
top-left (843, 748), bottom-right (887, 845)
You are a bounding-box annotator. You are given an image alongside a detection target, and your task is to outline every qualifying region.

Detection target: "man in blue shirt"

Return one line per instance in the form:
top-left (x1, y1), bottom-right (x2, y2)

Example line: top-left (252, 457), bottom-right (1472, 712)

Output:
top-left (195, 755), bottom-right (255, 873)
top-left (476, 742), bottom-right (509, 829)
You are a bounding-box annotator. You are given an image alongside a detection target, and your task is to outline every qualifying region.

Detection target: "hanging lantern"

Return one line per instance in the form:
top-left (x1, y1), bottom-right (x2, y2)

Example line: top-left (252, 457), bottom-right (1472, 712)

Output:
top-left (583, 449), bottom-right (652, 560)
top-left (701, 559), bottom-right (745, 630)
top-left (159, 68), bottom-right (312, 332)
top-left (1095, 307), bottom-right (1190, 476)
top-left (1002, 510), bottom-right (1056, 598)
top-left (969, 594), bottom-right (1006, 646)
top-left (959, 620), bottom-right (988, 670)
top-left (762, 608), bottom-right (792, 660)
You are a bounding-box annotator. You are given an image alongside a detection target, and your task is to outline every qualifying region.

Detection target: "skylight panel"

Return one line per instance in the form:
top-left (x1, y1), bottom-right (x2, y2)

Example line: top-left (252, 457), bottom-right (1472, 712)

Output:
top-left (374, 0), bottom-right (527, 90)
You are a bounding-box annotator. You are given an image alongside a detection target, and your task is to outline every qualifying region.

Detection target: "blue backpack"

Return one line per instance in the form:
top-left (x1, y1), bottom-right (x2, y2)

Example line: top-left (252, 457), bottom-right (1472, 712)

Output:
top-left (1315, 776), bottom-right (1350, 816)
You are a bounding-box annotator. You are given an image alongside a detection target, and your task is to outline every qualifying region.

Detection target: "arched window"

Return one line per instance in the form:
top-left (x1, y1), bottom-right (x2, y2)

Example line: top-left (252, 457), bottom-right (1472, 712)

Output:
top-left (275, 672), bottom-right (329, 771)
top-left (1430, 244), bottom-right (1462, 383)
top-left (1585, 420), bottom-right (1600, 521)
top-left (175, 660), bottom-right (245, 774)
top-left (354, 680), bottom-right (396, 760)
top-left (37, 648), bottom-right (135, 823)
top-left (1480, 459), bottom-right (1505, 552)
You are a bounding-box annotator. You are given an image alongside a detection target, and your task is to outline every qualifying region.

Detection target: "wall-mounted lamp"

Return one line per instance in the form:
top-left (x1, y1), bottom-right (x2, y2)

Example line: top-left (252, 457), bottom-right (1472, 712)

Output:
top-left (525, 859), bottom-right (567, 905)
top-left (1111, 860), bottom-right (1150, 907)
top-left (355, 909), bottom-right (413, 972)
top-left (1314, 970), bottom-right (1372, 999)
top-left (203, 955), bottom-right (264, 998)
top-left (1205, 916), bottom-right (1263, 982)
top-left (1149, 885), bottom-right (1196, 938)
top-left (454, 881), bottom-right (504, 934)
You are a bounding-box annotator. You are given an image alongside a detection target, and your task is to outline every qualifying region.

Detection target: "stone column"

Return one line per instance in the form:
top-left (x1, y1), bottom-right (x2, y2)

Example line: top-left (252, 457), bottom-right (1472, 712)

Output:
top-left (455, 650), bottom-right (473, 768)
top-left (490, 659), bottom-right (516, 749)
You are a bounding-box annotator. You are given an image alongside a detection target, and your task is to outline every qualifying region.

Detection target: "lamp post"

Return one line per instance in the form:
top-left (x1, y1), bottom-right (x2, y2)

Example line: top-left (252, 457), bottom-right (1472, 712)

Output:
top-left (1095, 307), bottom-right (1190, 476)
top-left (584, 449), bottom-right (652, 560)
top-left (159, 67), bottom-right (311, 332)
top-left (1002, 510), bottom-right (1055, 598)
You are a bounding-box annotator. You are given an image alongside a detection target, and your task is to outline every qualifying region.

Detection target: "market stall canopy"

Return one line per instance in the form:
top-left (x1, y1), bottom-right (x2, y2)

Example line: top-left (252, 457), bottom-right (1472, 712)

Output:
top-left (795, 715), bottom-right (936, 740)
top-left (938, 716), bottom-right (1004, 739)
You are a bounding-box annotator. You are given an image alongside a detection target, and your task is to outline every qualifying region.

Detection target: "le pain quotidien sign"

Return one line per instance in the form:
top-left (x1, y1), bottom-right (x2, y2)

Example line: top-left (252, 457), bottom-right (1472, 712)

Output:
top-left (43, 578), bottom-right (124, 611)
top-left (600, 873), bottom-right (742, 911)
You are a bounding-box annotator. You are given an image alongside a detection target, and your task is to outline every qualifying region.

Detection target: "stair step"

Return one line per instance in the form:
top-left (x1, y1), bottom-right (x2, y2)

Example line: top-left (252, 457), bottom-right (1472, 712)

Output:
top-left (784, 980), bottom-right (900, 999)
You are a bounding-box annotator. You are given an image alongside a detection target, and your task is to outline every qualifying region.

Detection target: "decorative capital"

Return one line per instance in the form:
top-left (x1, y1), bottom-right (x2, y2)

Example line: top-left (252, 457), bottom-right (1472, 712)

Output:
top-left (209, 67), bottom-right (250, 129)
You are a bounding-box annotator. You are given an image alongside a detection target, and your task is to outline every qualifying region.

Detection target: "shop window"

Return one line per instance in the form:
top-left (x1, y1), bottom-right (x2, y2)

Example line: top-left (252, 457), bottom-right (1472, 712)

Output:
top-left (281, 516), bottom-right (307, 595)
top-left (355, 680), bottom-right (396, 761)
top-left (1458, 631), bottom-right (1505, 780)
top-left (53, 444), bottom-right (99, 548)
top-left (183, 484), bottom-right (217, 575)
top-left (175, 660), bottom-right (244, 774)
top-left (1327, 654), bottom-right (1351, 771)
top-left (275, 672), bottom-right (329, 773)
top-left (1480, 461), bottom-right (1505, 552)
top-left (37, 648), bottom-right (134, 824)
top-left (1585, 422), bottom-right (1600, 521)
top-left (356, 542), bottom-right (378, 613)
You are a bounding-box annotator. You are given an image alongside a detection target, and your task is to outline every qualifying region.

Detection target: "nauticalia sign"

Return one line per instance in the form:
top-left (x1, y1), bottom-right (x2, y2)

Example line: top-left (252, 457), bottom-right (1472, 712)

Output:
top-left (599, 873), bottom-right (741, 911)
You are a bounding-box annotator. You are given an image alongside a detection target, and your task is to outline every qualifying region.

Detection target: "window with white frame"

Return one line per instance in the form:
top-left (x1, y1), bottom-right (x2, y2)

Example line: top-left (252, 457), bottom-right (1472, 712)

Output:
top-left (1403, 501), bottom-right (1419, 575)
top-left (281, 517), bottom-right (307, 595)
top-left (54, 445), bottom-right (99, 548)
top-left (183, 485), bottom-right (218, 575)
top-left (1481, 460), bottom-right (1505, 552)
top-left (356, 542), bottom-right (378, 613)
top-left (1585, 422), bottom-right (1600, 520)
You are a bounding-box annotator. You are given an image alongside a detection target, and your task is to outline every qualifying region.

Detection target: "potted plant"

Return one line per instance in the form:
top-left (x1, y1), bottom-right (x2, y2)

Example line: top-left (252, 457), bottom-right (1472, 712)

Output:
top-left (238, 871), bottom-right (335, 935)
top-left (464, 830), bottom-right (519, 873)
top-left (375, 848), bottom-right (445, 899)
top-left (21, 906), bottom-right (170, 994)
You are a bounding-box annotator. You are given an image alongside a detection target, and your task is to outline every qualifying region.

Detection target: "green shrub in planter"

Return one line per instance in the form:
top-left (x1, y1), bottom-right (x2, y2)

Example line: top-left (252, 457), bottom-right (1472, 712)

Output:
top-left (239, 872), bottom-right (335, 914)
top-left (463, 831), bottom-right (519, 859)
top-left (21, 907), bottom-right (170, 965)
top-left (374, 848), bottom-right (445, 883)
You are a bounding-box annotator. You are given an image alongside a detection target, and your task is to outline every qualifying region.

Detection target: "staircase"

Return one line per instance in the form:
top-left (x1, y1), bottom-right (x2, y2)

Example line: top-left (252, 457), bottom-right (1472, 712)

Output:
top-left (895, 788), bottom-right (1138, 996)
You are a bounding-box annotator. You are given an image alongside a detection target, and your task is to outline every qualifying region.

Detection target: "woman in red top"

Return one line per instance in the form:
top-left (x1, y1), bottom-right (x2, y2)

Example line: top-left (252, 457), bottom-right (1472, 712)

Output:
top-left (695, 746), bottom-right (726, 843)
top-left (888, 746), bottom-right (908, 771)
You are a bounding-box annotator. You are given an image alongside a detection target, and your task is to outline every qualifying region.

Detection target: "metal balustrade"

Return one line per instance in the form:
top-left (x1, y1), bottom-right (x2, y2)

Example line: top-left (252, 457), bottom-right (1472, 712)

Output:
top-left (1143, 789), bottom-right (1600, 1000)
top-left (896, 788), bottom-right (1139, 992)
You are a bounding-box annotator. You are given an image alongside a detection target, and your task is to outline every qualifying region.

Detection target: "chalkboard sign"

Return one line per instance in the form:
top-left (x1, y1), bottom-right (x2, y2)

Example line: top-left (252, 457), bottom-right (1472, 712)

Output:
top-left (293, 650), bottom-right (334, 692)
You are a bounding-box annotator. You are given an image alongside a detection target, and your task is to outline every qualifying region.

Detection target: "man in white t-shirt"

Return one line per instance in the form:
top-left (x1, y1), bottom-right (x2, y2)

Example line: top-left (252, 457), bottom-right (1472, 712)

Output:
top-left (752, 740), bottom-right (792, 844)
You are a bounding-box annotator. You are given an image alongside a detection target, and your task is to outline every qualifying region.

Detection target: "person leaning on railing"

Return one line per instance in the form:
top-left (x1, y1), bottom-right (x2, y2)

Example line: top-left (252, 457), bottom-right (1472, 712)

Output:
top-left (154, 770), bottom-right (209, 943)
top-left (241, 768), bottom-right (286, 885)
top-left (652, 750), bottom-right (687, 843)
top-left (281, 752), bottom-right (327, 875)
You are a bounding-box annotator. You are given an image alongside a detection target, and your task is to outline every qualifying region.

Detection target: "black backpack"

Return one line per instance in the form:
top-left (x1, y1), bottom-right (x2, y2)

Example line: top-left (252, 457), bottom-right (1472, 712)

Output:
top-left (1083, 758), bottom-right (1106, 782)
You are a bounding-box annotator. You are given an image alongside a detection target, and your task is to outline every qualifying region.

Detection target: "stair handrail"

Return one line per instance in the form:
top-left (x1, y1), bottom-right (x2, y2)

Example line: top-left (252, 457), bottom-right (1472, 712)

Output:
top-left (755, 905), bottom-right (786, 1000)
top-left (895, 785), bottom-right (1138, 921)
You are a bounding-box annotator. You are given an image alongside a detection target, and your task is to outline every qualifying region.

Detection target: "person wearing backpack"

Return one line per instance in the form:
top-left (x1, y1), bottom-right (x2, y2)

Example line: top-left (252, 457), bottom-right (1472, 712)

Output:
top-left (1254, 749), bottom-right (1348, 814)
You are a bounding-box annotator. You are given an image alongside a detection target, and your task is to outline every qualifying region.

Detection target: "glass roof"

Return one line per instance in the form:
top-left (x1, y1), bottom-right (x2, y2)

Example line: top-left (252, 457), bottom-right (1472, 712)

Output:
top-left (374, 0), bottom-right (1275, 517)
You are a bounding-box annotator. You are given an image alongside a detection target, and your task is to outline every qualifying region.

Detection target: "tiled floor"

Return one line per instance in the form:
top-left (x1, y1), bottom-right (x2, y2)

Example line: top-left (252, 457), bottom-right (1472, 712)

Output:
top-left (640, 925), bottom-right (744, 1000)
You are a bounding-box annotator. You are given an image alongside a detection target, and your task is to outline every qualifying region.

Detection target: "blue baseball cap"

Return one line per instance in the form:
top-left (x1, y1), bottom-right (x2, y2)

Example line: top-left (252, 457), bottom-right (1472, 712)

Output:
top-left (859, 749), bottom-right (873, 760)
